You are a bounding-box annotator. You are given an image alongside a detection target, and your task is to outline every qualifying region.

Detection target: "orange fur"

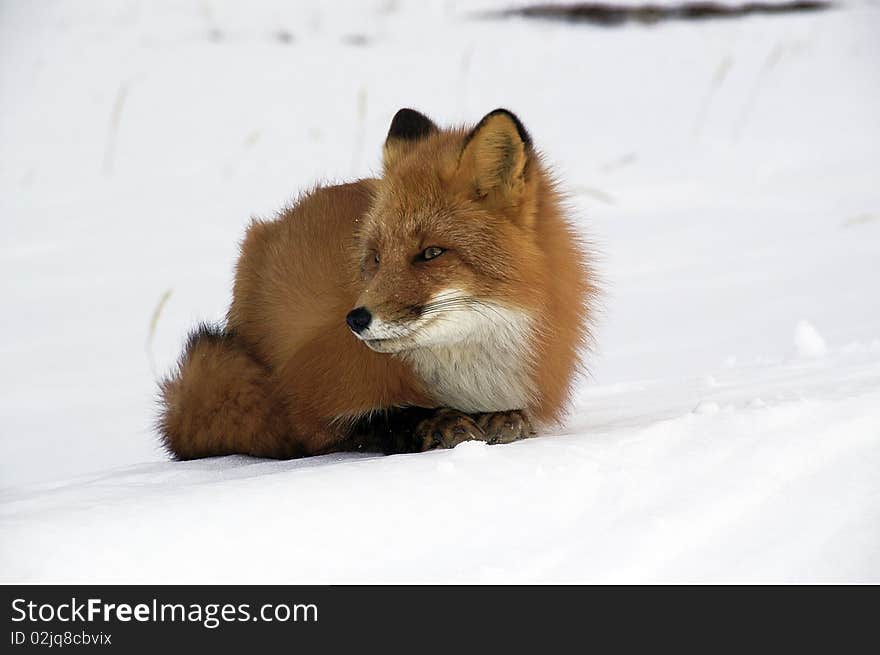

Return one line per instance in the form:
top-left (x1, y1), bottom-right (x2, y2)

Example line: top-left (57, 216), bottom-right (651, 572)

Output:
top-left (158, 108), bottom-right (597, 459)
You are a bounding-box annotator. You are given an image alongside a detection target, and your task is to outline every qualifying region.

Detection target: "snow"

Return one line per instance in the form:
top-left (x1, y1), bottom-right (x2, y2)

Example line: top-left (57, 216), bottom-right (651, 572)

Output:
top-left (2, 0), bottom-right (879, 583)
top-left (692, 400), bottom-right (721, 414)
top-left (794, 319), bottom-right (828, 359)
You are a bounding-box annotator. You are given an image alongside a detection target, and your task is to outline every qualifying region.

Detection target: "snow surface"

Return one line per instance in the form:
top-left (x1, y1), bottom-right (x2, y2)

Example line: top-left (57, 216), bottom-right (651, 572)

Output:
top-left (2, 0), bottom-right (879, 582)
top-left (794, 319), bottom-right (828, 359)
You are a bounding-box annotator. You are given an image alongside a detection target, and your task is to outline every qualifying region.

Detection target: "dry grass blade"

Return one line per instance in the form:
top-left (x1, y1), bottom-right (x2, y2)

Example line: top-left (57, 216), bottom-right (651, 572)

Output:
top-left (146, 289), bottom-right (173, 380)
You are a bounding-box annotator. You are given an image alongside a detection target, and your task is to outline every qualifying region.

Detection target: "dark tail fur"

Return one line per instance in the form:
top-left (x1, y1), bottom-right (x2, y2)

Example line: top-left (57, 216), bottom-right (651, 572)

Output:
top-left (157, 324), bottom-right (301, 460)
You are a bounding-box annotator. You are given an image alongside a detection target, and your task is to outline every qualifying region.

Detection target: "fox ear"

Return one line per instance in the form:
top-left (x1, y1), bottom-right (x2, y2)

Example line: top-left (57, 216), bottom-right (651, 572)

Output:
top-left (383, 108), bottom-right (438, 169)
top-left (459, 108), bottom-right (532, 201)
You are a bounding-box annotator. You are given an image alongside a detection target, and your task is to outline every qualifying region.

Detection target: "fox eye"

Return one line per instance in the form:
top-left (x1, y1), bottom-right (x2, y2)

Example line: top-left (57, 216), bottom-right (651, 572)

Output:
top-left (420, 246), bottom-right (445, 261)
top-left (361, 250), bottom-right (379, 279)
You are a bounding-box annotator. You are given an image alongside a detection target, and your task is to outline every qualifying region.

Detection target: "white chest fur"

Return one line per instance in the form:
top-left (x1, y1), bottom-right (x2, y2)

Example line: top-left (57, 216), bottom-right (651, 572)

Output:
top-left (402, 303), bottom-right (534, 414)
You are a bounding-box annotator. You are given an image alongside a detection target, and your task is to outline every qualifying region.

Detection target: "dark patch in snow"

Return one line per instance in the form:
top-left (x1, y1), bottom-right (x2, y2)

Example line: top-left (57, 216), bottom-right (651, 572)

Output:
top-left (342, 34), bottom-right (372, 46)
top-left (489, 1), bottom-right (832, 26)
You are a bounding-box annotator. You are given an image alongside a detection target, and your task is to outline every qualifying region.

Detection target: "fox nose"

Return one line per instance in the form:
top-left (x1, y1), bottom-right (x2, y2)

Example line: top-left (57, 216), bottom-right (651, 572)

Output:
top-left (346, 306), bottom-right (372, 333)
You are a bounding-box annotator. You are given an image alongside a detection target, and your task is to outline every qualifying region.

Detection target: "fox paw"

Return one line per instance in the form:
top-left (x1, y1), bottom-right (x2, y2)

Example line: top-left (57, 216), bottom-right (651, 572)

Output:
top-left (415, 408), bottom-right (485, 451)
top-left (474, 410), bottom-right (535, 444)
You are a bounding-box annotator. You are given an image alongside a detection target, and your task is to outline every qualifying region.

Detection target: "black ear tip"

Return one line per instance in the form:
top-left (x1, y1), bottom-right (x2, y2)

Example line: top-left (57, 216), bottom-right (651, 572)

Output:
top-left (483, 108), bottom-right (533, 148)
top-left (391, 107), bottom-right (424, 121)
top-left (387, 108), bottom-right (437, 142)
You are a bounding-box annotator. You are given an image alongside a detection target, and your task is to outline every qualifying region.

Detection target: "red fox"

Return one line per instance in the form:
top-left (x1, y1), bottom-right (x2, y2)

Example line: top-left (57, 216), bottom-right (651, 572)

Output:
top-left (158, 108), bottom-right (597, 458)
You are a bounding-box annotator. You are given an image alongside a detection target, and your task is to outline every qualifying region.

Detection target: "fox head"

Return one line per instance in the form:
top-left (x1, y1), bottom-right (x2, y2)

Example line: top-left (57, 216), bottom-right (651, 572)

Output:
top-left (347, 107), bottom-right (551, 354)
